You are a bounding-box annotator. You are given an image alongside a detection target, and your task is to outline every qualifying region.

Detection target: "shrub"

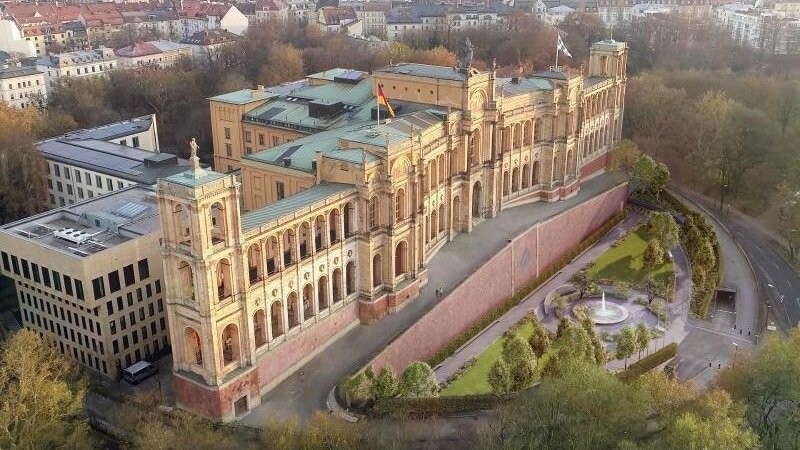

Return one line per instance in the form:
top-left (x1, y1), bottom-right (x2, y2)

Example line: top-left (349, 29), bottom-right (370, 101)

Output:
top-left (508, 358), bottom-right (536, 392)
top-left (502, 334), bottom-right (534, 366)
top-left (617, 343), bottom-right (678, 382)
top-left (398, 362), bottom-right (438, 398)
top-left (528, 324), bottom-right (551, 358)
top-left (372, 366), bottom-right (399, 400)
top-left (488, 360), bottom-right (511, 395)
top-left (341, 371), bottom-right (373, 407)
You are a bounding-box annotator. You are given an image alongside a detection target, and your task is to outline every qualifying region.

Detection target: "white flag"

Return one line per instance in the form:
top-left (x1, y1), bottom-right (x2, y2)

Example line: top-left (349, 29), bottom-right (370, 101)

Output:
top-left (557, 33), bottom-right (572, 58)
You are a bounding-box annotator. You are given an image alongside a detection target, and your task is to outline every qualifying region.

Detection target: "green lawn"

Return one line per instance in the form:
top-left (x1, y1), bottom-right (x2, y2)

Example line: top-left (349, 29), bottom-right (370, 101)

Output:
top-left (441, 322), bottom-right (536, 396)
top-left (587, 228), bottom-right (673, 285)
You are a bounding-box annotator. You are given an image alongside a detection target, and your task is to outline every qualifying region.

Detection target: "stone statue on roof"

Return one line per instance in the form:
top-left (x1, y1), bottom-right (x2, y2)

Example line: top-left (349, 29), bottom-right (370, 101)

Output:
top-left (458, 37), bottom-right (474, 71)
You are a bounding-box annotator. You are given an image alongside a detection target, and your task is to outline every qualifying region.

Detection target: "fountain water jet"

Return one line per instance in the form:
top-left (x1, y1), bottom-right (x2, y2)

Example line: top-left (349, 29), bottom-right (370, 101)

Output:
top-left (585, 290), bottom-right (629, 325)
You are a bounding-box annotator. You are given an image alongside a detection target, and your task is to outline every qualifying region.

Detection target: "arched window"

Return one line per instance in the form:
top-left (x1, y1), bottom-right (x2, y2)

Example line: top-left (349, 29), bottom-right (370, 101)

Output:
top-left (503, 171), bottom-right (510, 196)
top-left (372, 254), bottom-right (382, 288)
top-left (247, 245), bottom-right (262, 285)
top-left (512, 167), bottom-right (519, 193)
top-left (472, 181), bottom-right (482, 218)
top-left (438, 203), bottom-right (445, 233)
top-left (522, 164), bottom-right (530, 189)
top-left (395, 241), bottom-right (408, 278)
top-left (185, 327), bottom-right (202, 365)
top-left (216, 259), bottom-right (232, 302)
top-left (532, 161), bottom-right (540, 186)
top-left (534, 119), bottom-right (542, 142)
top-left (221, 324), bottom-right (240, 366)
top-left (299, 222), bottom-right (311, 260)
top-left (253, 309), bottom-right (267, 347)
top-left (344, 202), bottom-right (355, 237)
top-left (430, 159), bottom-right (438, 188)
top-left (265, 236), bottom-right (279, 275)
top-left (210, 202), bottom-right (226, 245)
top-left (523, 121), bottom-right (532, 145)
top-left (430, 209), bottom-right (438, 240)
top-left (329, 208), bottom-right (341, 243)
top-left (346, 261), bottom-right (356, 295)
top-left (395, 188), bottom-right (406, 221)
top-left (471, 128), bottom-right (482, 166)
top-left (282, 229), bottom-right (296, 266)
top-left (368, 196), bottom-right (379, 229)
top-left (287, 293), bottom-right (300, 329)
top-left (303, 284), bottom-right (314, 320)
top-left (173, 204), bottom-right (191, 244)
top-left (332, 268), bottom-right (343, 302)
top-left (271, 301), bottom-right (284, 338)
top-left (314, 215), bottom-right (326, 251)
top-left (318, 276), bottom-right (329, 311)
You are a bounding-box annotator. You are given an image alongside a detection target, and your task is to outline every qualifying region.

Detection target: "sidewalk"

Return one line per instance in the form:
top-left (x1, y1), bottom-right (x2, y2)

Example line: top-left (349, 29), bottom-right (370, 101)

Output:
top-left (434, 214), bottom-right (641, 382)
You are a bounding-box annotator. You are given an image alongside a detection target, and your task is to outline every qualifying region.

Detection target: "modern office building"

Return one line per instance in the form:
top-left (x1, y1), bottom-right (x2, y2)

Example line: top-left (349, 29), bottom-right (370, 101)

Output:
top-left (37, 115), bottom-right (192, 208)
top-left (0, 186), bottom-right (170, 379)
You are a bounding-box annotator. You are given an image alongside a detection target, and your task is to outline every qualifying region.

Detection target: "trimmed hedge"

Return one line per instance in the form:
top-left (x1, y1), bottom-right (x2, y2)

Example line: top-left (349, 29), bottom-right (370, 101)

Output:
top-left (617, 343), bottom-right (678, 382)
top-left (425, 210), bottom-right (627, 368)
top-left (371, 393), bottom-right (513, 418)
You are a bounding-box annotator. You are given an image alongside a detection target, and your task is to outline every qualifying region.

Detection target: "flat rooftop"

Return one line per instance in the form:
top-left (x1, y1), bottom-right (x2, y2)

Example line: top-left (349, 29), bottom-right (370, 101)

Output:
top-left (59, 114), bottom-right (154, 141)
top-left (376, 63), bottom-right (482, 82)
top-left (1, 186), bottom-right (161, 258)
top-left (38, 138), bottom-right (189, 185)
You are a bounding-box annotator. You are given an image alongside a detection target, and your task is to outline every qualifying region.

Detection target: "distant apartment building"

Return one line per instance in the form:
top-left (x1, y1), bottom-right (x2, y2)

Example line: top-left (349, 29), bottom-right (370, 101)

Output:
top-left (0, 185), bottom-right (171, 379)
top-left (597, 0), bottom-right (711, 26)
top-left (716, 3), bottom-right (800, 54)
top-left (0, 54), bottom-right (45, 109)
top-left (178, 1), bottom-right (249, 37)
top-left (35, 48), bottom-right (117, 90)
top-left (37, 115), bottom-right (194, 207)
top-left (180, 29), bottom-right (241, 60)
top-left (115, 40), bottom-right (193, 68)
top-left (0, 19), bottom-right (36, 58)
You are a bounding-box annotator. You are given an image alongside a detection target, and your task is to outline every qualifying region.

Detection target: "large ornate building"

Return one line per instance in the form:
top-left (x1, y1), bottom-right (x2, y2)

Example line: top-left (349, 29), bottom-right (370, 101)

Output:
top-left (158, 39), bottom-right (627, 421)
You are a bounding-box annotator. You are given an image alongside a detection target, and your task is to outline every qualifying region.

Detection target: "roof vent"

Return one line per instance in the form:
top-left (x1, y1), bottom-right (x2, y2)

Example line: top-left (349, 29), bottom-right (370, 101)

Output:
top-left (282, 157), bottom-right (291, 166)
top-left (311, 160), bottom-right (317, 171)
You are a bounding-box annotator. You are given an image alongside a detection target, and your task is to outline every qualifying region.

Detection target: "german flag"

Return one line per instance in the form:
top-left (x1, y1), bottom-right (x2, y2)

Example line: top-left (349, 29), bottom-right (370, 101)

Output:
top-left (377, 84), bottom-right (395, 117)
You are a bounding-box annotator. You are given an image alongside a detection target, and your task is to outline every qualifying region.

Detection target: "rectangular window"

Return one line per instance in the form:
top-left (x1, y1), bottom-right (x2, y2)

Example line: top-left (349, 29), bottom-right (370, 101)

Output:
top-left (120, 316), bottom-right (126, 330)
top-left (53, 271), bottom-right (61, 291)
top-left (92, 277), bottom-right (106, 299)
top-left (42, 267), bottom-right (51, 287)
top-left (31, 263), bottom-right (40, 283)
top-left (75, 280), bottom-right (84, 300)
top-left (276, 181), bottom-right (285, 200)
top-left (148, 303), bottom-right (154, 317)
top-left (146, 284), bottom-right (152, 298)
top-left (116, 296), bottom-right (123, 311)
top-left (95, 175), bottom-right (102, 188)
top-left (123, 265), bottom-right (135, 286)
top-left (21, 259), bottom-right (30, 279)
top-left (11, 256), bottom-right (19, 275)
top-left (160, 317), bottom-right (166, 331)
top-left (129, 311), bottom-right (136, 326)
top-left (272, 136), bottom-right (279, 146)
top-left (244, 130), bottom-right (252, 143)
top-left (155, 280), bottom-right (161, 294)
top-left (224, 127), bottom-right (231, 139)
top-left (64, 275), bottom-right (73, 296)
top-left (142, 325), bottom-right (147, 339)
top-left (132, 330), bottom-right (139, 344)
top-left (1, 252), bottom-right (9, 272)
top-left (74, 170), bottom-right (81, 183)
top-left (122, 335), bottom-right (129, 349)
top-left (64, 168), bottom-right (70, 180)
top-left (110, 320), bottom-right (116, 335)
top-left (86, 172), bottom-right (92, 186)
top-left (113, 340), bottom-right (119, 353)
top-left (139, 306), bottom-right (144, 321)
top-left (225, 143), bottom-right (232, 156)
top-left (107, 271), bottom-right (120, 293)
top-left (132, 137), bottom-right (140, 147)
top-left (137, 259), bottom-right (149, 280)
top-left (117, 181), bottom-right (123, 189)
top-left (258, 134), bottom-right (265, 146)
top-left (106, 301), bottom-right (113, 315)
top-left (150, 322), bottom-right (157, 335)
top-left (157, 298), bottom-right (163, 312)
top-left (54, 165), bottom-right (61, 177)
top-left (127, 293), bottom-right (133, 307)
top-left (106, 178), bottom-right (112, 191)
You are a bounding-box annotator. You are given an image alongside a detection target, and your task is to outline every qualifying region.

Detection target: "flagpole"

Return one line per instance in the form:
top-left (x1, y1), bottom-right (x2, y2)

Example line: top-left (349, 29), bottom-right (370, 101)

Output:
top-left (555, 33), bottom-right (559, 69)
top-left (377, 83), bottom-right (381, 127)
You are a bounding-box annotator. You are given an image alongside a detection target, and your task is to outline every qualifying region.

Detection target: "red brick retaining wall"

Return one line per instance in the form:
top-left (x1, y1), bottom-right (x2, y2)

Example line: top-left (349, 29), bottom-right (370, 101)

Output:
top-left (580, 152), bottom-right (609, 179)
top-left (369, 183), bottom-right (627, 373)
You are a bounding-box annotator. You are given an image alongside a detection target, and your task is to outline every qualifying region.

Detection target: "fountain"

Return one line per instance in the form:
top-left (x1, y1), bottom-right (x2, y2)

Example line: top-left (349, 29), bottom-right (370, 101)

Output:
top-left (585, 291), bottom-right (629, 325)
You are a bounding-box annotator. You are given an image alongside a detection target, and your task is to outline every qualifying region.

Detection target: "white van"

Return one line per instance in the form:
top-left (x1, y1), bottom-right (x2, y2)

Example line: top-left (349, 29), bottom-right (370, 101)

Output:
top-left (122, 361), bottom-right (157, 385)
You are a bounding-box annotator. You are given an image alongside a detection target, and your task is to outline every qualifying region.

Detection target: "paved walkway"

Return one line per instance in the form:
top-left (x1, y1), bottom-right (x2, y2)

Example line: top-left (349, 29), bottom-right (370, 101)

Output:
top-left (434, 214), bottom-right (640, 381)
top-left (240, 173), bottom-right (623, 424)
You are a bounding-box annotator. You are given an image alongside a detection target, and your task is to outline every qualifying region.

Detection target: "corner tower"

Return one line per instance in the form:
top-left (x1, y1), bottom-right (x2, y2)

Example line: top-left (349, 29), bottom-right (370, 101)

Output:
top-left (157, 142), bottom-right (253, 420)
top-left (588, 39), bottom-right (628, 141)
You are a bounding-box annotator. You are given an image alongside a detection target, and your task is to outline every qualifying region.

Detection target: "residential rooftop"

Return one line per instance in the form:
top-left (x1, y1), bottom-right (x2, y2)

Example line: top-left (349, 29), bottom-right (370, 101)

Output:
top-left (59, 114), bottom-right (155, 142)
top-left (1, 185), bottom-right (161, 258)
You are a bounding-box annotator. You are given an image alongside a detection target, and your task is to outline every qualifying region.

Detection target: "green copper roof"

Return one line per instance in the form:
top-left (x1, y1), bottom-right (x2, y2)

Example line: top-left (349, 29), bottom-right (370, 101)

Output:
top-left (242, 182), bottom-right (356, 230)
top-left (209, 89), bottom-right (265, 105)
top-left (325, 148), bottom-right (380, 164)
top-left (163, 168), bottom-right (228, 187)
top-left (377, 63), bottom-right (479, 82)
